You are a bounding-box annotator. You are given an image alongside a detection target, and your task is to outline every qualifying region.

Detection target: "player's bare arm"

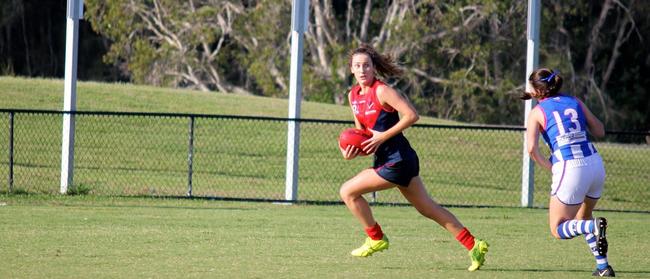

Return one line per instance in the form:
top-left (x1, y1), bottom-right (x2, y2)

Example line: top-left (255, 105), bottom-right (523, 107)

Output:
top-left (578, 99), bottom-right (605, 138)
top-left (361, 85), bottom-right (419, 154)
top-left (526, 107), bottom-right (552, 171)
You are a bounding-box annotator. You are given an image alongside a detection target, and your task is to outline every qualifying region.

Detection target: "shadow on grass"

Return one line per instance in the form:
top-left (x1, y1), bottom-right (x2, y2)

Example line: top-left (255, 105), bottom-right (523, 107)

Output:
top-left (483, 268), bottom-right (588, 273)
top-left (479, 267), bottom-right (650, 276)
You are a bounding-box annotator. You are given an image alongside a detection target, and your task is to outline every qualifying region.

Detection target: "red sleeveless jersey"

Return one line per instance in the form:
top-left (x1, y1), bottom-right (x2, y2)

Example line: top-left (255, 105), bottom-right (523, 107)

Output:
top-left (348, 79), bottom-right (419, 186)
top-left (349, 80), bottom-right (398, 132)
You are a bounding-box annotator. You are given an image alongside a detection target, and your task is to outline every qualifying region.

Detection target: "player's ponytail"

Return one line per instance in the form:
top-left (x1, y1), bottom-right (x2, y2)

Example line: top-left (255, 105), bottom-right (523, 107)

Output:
top-left (523, 68), bottom-right (563, 100)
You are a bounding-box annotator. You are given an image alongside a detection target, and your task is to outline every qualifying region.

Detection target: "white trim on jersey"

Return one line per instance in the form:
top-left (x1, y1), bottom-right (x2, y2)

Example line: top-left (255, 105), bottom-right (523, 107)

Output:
top-left (570, 144), bottom-right (584, 158)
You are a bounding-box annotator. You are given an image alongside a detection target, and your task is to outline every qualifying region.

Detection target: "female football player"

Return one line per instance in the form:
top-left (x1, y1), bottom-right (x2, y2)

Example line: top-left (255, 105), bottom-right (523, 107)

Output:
top-left (523, 68), bottom-right (614, 277)
top-left (338, 43), bottom-right (489, 272)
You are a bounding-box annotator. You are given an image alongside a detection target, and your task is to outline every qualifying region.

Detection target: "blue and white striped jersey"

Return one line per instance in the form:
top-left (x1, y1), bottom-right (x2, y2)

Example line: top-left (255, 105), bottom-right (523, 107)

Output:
top-left (536, 94), bottom-right (597, 164)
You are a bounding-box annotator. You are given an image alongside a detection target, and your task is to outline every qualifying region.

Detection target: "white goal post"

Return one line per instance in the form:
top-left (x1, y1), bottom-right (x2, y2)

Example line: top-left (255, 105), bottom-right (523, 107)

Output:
top-left (521, 0), bottom-right (540, 207)
top-left (284, 0), bottom-right (310, 201)
top-left (60, 0), bottom-right (83, 194)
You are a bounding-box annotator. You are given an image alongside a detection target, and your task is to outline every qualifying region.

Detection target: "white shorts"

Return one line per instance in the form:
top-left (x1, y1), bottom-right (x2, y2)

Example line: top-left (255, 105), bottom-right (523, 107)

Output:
top-left (550, 153), bottom-right (606, 205)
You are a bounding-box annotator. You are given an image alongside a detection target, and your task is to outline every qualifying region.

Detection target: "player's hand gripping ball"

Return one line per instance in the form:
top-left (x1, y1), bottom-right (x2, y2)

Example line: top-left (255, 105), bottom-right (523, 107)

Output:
top-left (338, 128), bottom-right (372, 156)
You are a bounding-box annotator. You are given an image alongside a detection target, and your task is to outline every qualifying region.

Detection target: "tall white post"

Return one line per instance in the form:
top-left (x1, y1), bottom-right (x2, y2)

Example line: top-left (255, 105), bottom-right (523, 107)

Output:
top-left (522, 0), bottom-right (540, 207)
top-left (60, 0), bottom-right (83, 194)
top-left (285, 0), bottom-right (309, 201)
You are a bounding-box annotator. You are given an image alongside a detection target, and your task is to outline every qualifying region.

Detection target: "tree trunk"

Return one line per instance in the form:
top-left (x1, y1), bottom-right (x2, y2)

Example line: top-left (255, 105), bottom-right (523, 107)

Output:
top-left (583, 0), bottom-right (613, 75)
top-left (359, 0), bottom-right (372, 42)
top-left (19, 1), bottom-right (32, 76)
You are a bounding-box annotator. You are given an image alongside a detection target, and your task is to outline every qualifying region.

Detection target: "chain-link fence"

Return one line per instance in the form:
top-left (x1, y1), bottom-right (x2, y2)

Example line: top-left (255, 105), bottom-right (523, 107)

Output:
top-left (2, 109), bottom-right (649, 211)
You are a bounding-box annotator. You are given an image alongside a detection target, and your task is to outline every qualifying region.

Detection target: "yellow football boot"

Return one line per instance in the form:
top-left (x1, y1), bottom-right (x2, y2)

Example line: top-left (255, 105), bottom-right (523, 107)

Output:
top-left (350, 236), bottom-right (389, 257)
top-left (468, 239), bottom-right (489, 271)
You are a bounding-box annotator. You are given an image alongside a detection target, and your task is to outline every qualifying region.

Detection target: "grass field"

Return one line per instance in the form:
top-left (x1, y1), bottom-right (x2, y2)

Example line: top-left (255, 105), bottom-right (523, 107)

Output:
top-left (1, 195), bottom-right (649, 279)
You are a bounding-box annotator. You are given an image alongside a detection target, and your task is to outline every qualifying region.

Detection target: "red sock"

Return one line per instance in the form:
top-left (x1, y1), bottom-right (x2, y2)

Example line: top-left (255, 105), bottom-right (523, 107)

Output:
top-left (365, 222), bottom-right (384, 240)
top-left (455, 227), bottom-right (475, 251)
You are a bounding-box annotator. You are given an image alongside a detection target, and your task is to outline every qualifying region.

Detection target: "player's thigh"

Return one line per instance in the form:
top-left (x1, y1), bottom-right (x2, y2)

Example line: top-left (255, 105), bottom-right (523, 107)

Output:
top-left (340, 168), bottom-right (395, 198)
top-left (399, 177), bottom-right (464, 233)
top-left (398, 177), bottom-right (437, 210)
top-left (576, 197), bottom-right (598, 220)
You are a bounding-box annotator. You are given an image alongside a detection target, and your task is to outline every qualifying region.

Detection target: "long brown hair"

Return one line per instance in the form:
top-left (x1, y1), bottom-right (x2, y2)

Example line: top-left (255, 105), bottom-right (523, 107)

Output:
top-left (348, 43), bottom-right (403, 78)
top-left (521, 68), bottom-right (563, 100)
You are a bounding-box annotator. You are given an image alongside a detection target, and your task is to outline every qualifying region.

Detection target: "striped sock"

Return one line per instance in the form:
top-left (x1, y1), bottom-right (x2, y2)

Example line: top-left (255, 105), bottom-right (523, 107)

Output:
top-left (586, 233), bottom-right (609, 270)
top-left (556, 219), bottom-right (595, 239)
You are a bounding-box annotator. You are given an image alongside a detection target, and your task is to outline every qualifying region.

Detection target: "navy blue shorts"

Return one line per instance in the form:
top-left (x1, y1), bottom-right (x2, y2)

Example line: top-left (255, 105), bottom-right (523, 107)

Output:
top-left (373, 155), bottom-right (420, 187)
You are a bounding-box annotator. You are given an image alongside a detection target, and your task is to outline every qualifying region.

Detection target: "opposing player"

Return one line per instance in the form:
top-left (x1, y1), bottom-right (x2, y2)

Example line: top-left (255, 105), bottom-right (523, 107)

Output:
top-left (523, 68), bottom-right (614, 277)
top-left (338, 43), bottom-right (489, 271)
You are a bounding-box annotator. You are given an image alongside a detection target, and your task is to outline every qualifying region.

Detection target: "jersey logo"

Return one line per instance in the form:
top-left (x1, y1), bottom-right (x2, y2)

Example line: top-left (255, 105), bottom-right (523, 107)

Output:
top-left (352, 104), bottom-right (359, 115)
top-left (364, 101), bottom-right (376, 115)
top-left (556, 131), bottom-right (587, 146)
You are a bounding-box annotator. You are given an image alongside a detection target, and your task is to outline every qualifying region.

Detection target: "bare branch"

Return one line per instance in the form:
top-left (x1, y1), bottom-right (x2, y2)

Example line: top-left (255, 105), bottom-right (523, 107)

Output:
top-left (359, 0), bottom-right (372, 42)
top-left (318, 0), bottom-right (336, 45)
top-left (373, 1), bottom-right (399, 47)
top-left (131, 0), bottom-right (184, 50)
top-left (411, 68), bottom-right (499, 92)
top-left (583, 0), bottom-right (613, 75)
top-left (612, 0), bottom-right (643, 41)
top-left (588, 77), bottom-right (609, 123)
top-left (345, 0), bottom-right (353, 40)
top-left (312, 0), bottom-right (331, 72)
top-left (420, 4), bottom-right (487, 43)
top-left (601, 0), bottom-right (635, 93)
top-left (268, 62), bottom-right (288, 92)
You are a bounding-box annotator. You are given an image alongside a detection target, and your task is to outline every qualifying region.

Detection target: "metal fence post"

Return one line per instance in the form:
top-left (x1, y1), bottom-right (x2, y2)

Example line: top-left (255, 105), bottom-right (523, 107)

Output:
top-left (187, 116), bottom-right (195, 197)
top-left (8, 112), bottom-right (14, 192)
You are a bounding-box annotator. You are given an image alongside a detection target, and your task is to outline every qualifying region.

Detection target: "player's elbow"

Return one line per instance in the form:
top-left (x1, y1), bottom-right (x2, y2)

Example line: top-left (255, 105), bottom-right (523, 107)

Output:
top-left (412, 113), bottom-right (420, 123)
top-left (527, 145), bottom-right (537, 157)
top-left (591, 125), bottom-right (605, 138)
top-left (527, 149), bottom-right (543, 166)
top-left (588, 119), bottom-right (605, 138)
top-left (407, 112), bottom-right (420, 124)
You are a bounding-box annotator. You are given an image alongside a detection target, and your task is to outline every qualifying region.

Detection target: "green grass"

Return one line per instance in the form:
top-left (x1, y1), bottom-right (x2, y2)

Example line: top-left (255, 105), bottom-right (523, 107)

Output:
top-left (0, 76), bottom-right (454, 123)
top-left (1, 76), bottom-right (649, 211)
top-left (1, 195), bottom-right (649, 279)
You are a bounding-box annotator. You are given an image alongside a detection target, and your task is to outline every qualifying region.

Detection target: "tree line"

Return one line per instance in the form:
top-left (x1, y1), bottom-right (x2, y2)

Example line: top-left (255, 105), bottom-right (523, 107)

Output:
top-left (1, 0), bottom-right (648, 130)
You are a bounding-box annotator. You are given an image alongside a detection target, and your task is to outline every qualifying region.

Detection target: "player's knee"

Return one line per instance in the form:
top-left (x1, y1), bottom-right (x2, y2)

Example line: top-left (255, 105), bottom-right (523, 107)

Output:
top-left (339, 183), bottom-right (353, 202)
top-left (338, 187), bottom-right (347, 200)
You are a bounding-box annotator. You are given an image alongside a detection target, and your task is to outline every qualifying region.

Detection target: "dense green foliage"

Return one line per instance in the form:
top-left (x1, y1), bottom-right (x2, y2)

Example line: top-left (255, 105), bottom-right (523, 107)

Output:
top-left (1, 1), bottom-right (648, 129)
